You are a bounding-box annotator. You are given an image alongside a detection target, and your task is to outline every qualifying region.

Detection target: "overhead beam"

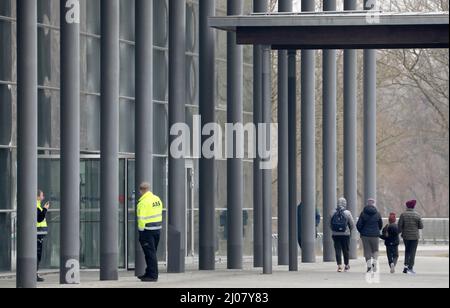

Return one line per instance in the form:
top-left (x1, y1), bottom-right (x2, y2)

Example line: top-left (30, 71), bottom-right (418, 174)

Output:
top-left (237, 25), bottom-right (449, 49)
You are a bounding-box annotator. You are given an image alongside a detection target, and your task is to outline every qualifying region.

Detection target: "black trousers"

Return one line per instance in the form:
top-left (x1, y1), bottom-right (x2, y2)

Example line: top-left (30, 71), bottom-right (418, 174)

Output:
top-left (37, 235), bottom-right (45, 270)
top-left (139, 230), bottom-right (160, 279)
top-left (386, 245), bottom-right (399, 266)
top-left (404, 240), bottom-right (419, 270)
top-left (332, 235), bottom-right (350, 266)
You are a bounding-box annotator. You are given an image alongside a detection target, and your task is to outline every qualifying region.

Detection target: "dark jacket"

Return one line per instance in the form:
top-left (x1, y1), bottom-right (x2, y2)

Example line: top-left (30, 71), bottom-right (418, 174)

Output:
top-left (398, 209), bottom-right (424, 241)
top-left (37, 207), bottom-right (47, 223)
top-left (380, 223), bottom-right (400, 246)
top-left (356, 205), bottom-right (383, 238)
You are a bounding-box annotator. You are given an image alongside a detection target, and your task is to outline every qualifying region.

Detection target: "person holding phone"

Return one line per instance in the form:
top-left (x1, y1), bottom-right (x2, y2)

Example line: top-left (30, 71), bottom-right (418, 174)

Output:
top-left (37, 189), bottom-right (50, 282)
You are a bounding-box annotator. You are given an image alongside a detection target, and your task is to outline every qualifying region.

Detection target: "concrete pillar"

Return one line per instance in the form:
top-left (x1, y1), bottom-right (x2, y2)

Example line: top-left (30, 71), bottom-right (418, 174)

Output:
top-left (344, 0), bottom-right (359, 260)
top-left (227, 0), bottom-right (243, 270)
top-left (322, 0), bottom-right (337, 263)
top-left (100, 0), bottom-right (120, 281)
top-left (300, 0), bottom-right (316, 264)
top-left (277, 0), bottom-right (293, 267)
top-left (60, 0), bottom-right (81, 284)
top-left (168, 0), bottom-right (186, 273)
top-left (252, 0), bottom-right (268, 269)
top-left (288, 50), bottom-right (298, 271)
top-left (135, 0), bottom-right (153, 277)
top-left (262, 45), bottom-right (272, 275)
top-left (199, 0), bottom-right (216, 271)
top-left (364, 0), bottom-right (378, 203)
top-left (16, 0), bottom-right (38, 289)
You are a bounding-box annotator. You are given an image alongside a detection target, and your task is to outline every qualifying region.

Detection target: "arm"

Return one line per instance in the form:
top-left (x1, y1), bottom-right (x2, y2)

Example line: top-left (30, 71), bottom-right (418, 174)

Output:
top-left (378, 214), bottom-right (383, 231)
top-left (356, 214), bottom-right (364, 233)
top-left (418, 215), bottom-right (424, 230)
top-left (37, 207), bottom-right (47, 223)
top-left (347, 211), bottom-right (356, 232)
top-left (398, 215), bottom-right (404, 234)
top-left (380, 225), bottom-right (388, 240)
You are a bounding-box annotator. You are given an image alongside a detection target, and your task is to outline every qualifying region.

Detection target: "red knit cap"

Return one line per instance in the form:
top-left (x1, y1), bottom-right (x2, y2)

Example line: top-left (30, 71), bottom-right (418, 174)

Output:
top-left (389, 213), bottom-right (397, 224)
top-left (406, 200), bottom-right (417, 209)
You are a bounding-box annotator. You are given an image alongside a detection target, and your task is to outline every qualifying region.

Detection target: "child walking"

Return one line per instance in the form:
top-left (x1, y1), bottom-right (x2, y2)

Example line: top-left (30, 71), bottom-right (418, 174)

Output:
top-left (380, 213), bottom-right (400, 274)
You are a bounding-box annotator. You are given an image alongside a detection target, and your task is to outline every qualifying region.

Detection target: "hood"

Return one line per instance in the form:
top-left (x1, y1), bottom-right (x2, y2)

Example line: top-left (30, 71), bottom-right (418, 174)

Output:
top-left (337, 198), bottom-right (347, 210)
top-left (363, 205), bottom-right (378, 216)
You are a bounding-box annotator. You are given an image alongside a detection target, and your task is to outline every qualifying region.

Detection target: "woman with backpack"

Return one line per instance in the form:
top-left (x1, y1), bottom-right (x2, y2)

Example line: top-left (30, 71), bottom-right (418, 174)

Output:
top-left (380, 213), bottom-right (400, 274)
top-left (357, 199), bottom-right (383, 273)
top-left (331, 198), bottom-right (355, 273)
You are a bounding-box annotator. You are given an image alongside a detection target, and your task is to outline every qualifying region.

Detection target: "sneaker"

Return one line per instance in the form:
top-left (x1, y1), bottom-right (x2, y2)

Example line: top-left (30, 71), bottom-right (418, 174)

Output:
top-left (141, 276), bottom-right (158, 282)
top-left (344, 265), bottom-right (351, 272)
top-left (37, 275), bottom-right (45, 282)
top-left (407, 269), bottom-right (416, 276)
top-left (390, 263), bottom-right (396, 274)
top-left (337, 266), bottom-right (344, 273)
top-left (372, 262), bottom-right (378, 273)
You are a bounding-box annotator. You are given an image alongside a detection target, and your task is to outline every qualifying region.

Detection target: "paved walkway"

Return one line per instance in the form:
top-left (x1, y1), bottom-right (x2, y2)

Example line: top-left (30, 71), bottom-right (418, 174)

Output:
top-left (1, 256), bottom-right (448, 288)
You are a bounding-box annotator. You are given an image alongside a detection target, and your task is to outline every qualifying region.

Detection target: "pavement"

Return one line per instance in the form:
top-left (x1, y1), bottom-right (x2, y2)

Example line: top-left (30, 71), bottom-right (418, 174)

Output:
top-left (0, 256), bottom-right (448, 288)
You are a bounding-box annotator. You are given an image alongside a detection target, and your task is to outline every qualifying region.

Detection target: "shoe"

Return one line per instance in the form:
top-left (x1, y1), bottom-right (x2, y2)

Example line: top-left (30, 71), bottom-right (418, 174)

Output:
top-left (407, 269), bottom-right (416, 276)
top-left (337, 266), bottom-right (344, 273)
top-left (141, 276), bottom-right (158, 282)
top-left (138, 275), bottom-right (146, 280)
top-left (403, 267), bottom-right (409, 274)
top-left (390, 263), bottom-right (396, 274)
top-left (344, 265), bottom-right (351, 272)
top-left (366, 260), bottom-right (373, 273)
top-left (372, 261), bottom-right (378, 273)
top-left (37, 275), bottom-right (45, 282)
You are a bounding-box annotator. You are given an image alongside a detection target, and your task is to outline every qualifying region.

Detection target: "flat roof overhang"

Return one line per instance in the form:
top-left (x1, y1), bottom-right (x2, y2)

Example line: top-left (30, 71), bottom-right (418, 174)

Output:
top-left (209, 12), bottom-right (450, 49)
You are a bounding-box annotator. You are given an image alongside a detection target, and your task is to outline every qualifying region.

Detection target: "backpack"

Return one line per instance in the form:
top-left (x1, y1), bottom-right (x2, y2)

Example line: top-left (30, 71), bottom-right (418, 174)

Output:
top-left (331, 209), bottom-right (349, 232)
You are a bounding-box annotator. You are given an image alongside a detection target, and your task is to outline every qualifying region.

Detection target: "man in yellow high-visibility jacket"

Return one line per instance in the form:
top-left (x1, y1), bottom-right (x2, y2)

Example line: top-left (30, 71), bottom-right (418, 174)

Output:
top-left (137, 182), bottom-right (163, 282)
top-left (37, 189), bottom-right (50, 282)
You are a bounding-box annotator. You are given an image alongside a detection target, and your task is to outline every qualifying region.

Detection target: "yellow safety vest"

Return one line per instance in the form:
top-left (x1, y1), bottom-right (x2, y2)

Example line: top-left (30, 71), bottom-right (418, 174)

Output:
top-left (137, 192), bottom-right (163, 232)
top-left (37, 201), bottom-right (48, 235)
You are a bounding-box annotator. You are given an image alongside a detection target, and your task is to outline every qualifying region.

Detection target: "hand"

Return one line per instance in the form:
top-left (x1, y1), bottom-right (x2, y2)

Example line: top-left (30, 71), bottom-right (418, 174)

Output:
top-left (44, 202), bottom-right (50, 210)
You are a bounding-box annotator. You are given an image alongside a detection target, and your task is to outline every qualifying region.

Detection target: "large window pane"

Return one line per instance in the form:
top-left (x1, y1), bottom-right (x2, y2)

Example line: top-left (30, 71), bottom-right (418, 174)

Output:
top-left (153, 0), bottom-right (168, 48)
top-left (153, 103), bottom-right (168, 155)
top-left (120, 42), bottom-right (135, 98)
top-left (0, 149), bottom-right (12, 210)
top-left (80, 36), bottom-right (101, 93)
top-left (38, 0), bottom-right (59, 27)
top-left (0, 84), bottom-right (12, 146)
top-left (120, 0), bottom-right (135, 41)
top-left (0, 0), bottom-right (11, 17)
top-left (38, 89), bottom-right (60, 149)
top-left (80, 95), bottom-right (100, 151)
top-left (37, 158), bottom-right (61, 269)
top-left (38, 27), bottom-right (60, 88)
top-left (0, 212), bottom-right (12, 272)
top-left (186, 56), bottom-right (198, 106)
top-left (0, 19), bottom-right (12, 82)
top-left (153, 50), bottom-right (168, 101)
top-left (119, 99), bottom-right (135, 153)
top-left (186, 1), bottom-right (198, 53)
top-left (80, 159), bottom-right (100, 268)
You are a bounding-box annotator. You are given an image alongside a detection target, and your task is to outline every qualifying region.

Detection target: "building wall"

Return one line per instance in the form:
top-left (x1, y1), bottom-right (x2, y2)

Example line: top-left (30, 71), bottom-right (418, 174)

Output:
top-left (0, 0), bottom-right (255, 272)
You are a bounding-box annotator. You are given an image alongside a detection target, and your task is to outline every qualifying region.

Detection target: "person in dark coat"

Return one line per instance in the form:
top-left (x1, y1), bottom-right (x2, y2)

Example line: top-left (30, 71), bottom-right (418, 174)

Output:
top-left (357, 199), bottom-right (383, 273)
top-left (380, 213), bottom-right (400, 274)
top-left (398, 200), bottom-right (424, 275)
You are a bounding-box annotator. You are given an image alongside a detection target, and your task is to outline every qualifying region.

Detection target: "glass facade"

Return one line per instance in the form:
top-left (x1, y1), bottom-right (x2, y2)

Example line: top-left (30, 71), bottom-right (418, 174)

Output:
top-left (0, 0), bottom-right (255, 272)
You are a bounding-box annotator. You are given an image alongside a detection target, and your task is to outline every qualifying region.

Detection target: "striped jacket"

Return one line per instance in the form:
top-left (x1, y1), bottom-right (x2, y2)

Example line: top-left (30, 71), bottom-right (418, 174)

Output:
top-left (398, 209), bottom-right (424, 241)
